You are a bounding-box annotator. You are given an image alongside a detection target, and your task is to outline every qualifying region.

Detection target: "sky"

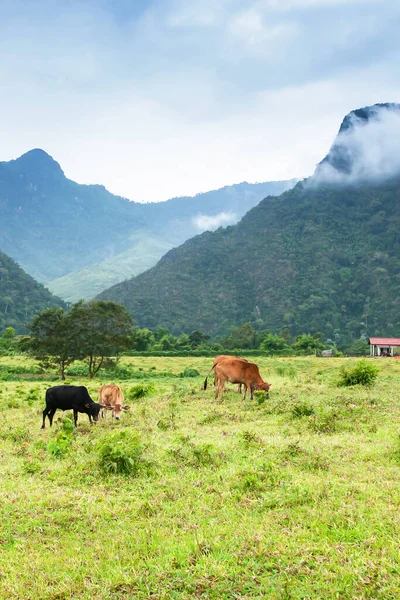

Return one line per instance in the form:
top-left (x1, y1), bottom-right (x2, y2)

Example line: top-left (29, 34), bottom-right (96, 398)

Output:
top-left (1, 0), bottom-right (400, 202)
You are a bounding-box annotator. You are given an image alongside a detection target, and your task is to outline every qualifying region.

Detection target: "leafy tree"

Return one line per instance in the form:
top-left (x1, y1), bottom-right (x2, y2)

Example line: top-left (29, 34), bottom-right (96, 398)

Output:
top-left (2, 327), bottom-right (15, 340)
top-left (133, 328), bottom-right (155, 351)
top-left (70, 300), bottom-right (134, 378)
top-left (345, 339), bottom-right (370, 356)
top-left (222, 323), bottom-right (259, 350)
top-left (154, 328), bottom-right (170, 341)
top-left (27, 307), bottom-right (79, 379)
top-left (260, 333), bottom-right (289, 354)
top-left (292, 333), bottom-right (324, 355)
top-left (188, 330), bottom-right (210, 349)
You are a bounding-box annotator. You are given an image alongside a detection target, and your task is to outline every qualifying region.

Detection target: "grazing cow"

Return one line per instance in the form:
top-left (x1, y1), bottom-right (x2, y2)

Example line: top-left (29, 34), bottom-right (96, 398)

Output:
top-left (98, 384), bottom-right (130, 420)
top-left (213, 355), bottom-right (249, 393)
top-left (204, 358), bottom-right (271, 400)
top-left (41, 385), bottom-right (101, 429)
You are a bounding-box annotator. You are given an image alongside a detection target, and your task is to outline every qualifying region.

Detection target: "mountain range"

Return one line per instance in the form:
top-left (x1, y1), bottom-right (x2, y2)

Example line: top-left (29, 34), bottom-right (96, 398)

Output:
top-left (2, 102), bottom-right (400, 344)
top-left (0, 151), bottom-right (295, 301)
top-left (98, 103), bottom-right (400, 344)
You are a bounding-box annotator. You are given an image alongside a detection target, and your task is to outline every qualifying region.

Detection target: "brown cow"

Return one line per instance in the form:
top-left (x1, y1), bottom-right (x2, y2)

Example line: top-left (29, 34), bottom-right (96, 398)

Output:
top-left (204, 358), bottom-right (270, 400)
top-left (213, 355), bottom-right (249, 393)
top-left (98, 384), bottom-right (130, 420)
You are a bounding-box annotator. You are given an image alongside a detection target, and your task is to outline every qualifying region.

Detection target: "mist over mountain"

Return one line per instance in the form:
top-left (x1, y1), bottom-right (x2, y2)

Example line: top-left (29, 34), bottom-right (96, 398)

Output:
top-left (314, 103), bottom-right (400, 184)
top-left (0, 149), bottom-right (295, 301)
top-left (98, 103), bottom-right (400, 344)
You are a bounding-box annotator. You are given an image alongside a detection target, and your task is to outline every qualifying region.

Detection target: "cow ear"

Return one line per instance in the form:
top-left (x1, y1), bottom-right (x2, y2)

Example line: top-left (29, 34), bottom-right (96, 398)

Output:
top-left (123, 405), bottom-right (130, 410)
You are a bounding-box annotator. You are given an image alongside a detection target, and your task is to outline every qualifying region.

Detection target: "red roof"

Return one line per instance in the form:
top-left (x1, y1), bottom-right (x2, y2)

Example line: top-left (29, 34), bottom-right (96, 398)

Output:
top-left (369, 337), bottom-right (400, 345)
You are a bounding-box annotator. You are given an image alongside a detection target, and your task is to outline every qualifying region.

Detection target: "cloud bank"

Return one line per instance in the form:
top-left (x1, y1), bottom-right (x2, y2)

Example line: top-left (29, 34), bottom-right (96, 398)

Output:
top-left (1, 0), bottom-right (400, 201)
top-left (193, 212), bottom-right (237, 231)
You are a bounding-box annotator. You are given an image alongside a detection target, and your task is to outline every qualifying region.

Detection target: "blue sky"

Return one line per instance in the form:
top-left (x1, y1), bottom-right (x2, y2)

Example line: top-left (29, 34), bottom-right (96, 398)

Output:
top-left (1, 0), bottom-right (399, 201)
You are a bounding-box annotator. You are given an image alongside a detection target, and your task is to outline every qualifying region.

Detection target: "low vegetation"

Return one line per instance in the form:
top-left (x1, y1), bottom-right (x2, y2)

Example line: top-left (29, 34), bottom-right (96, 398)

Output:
top-left (0, 355), bottom-right (399, 599)
top-left (338, 358), bottom-right (380, 386)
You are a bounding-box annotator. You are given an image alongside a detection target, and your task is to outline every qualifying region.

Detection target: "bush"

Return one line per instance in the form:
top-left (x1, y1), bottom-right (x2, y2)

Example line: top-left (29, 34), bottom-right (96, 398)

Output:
top-left (127, 383), bottom-right (155, 401)
top-left (98, 430), bottom-right (143, 475)
top-left (179, 368), bottom-right (200, 378)
top-left (253, 390), bottom-right (267, 404)
top-left (291, 402), bottom-right (315, 418)
top-left (338, 359), bottom-right (379, 387)
top-left (47, 416), bottom-right (74, 458)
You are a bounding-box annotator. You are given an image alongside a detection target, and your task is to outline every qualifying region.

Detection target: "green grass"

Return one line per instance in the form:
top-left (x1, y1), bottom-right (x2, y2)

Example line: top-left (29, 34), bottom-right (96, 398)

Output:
top-left (0, 356), bottom-right (399, 599)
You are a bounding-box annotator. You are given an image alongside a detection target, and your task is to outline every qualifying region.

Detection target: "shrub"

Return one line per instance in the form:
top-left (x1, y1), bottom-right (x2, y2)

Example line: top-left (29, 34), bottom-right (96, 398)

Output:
top-left (254, 390), bottom-right (267, 404)
top-left (179, 368), bottom-right (200, 378)
top-left (127, 383), bottom-right (155, 401)
top-left (338, 359), bottom-right (379, 387)
top-left (98, 430), bottom-right (143, 475)
top-left (47, 416), bottom-right (74, 458)
top-left (291, 402), bottom-right (315, 418)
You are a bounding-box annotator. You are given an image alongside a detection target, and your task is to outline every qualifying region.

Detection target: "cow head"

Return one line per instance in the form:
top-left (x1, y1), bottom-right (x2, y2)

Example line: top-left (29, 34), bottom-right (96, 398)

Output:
top-left (258, 382), bottom-right (271, 396)
top-left (88, 402), bottom-right (101, 422)
top-left (113, 404), bottom-right (130, 420)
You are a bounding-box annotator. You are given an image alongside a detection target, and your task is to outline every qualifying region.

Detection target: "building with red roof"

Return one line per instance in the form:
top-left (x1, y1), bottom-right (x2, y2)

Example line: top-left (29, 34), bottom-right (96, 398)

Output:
top-left (368, 338), bottom-right (400, 357)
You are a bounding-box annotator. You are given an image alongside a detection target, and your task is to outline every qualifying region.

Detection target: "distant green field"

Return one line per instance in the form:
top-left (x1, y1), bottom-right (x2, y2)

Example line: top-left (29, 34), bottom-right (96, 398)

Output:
top-left (0, 356), bottom-right (399, 599)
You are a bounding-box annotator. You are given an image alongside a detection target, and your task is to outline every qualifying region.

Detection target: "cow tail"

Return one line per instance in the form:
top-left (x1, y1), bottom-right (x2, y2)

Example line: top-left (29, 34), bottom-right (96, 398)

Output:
top-left (203, 363), bottom-right (218, 390)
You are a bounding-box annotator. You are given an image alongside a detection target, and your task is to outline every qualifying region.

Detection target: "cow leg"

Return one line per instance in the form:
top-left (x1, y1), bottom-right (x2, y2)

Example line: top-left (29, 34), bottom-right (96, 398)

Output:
top-left (48, 408), bottom-right (56, 427)
top-left (215, 382), bottom-right (224, 401)
top-left (73, 409), bottom-right (78, 427)
top-left (237, 383), bottom-right (242, 394)
top-left (41, 407), bottom-right (50, 429)
top-left (242, 385), bottom-right (248, 400)
top-left (214, 383), bottom-right (219, 400)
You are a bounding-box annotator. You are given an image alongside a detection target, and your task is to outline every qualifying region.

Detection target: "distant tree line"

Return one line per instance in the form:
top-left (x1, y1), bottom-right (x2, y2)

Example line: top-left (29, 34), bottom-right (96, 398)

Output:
top-left (129, 321), bottom-right (371, 357)
top-left (6, 302), bottom-right (372, 379)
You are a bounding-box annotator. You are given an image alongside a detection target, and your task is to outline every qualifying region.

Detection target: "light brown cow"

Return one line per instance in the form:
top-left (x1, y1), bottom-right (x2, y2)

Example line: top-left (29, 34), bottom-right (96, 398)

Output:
top-left (213, 355), bottom-right (249, 393)
top-left (204, 358), bottom-right (270, 400)
top-left (98, 384), bottom-right (130, 420)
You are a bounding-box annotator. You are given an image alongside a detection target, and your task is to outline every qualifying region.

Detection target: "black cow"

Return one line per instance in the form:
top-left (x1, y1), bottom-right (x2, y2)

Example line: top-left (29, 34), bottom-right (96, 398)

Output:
top-left (41, 385), bottom-right (101, 429)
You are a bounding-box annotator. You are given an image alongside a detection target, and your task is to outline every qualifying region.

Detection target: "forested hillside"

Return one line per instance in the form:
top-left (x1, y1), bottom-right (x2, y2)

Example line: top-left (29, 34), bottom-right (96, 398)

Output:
top-left (0, 149), bottom-right (294, 301)
top-left (99, 177), bottom-right (400, 343)
top-left (0, 251), bottom-right (64, 333)
top-left (99, 103), bottom-right (400, 344)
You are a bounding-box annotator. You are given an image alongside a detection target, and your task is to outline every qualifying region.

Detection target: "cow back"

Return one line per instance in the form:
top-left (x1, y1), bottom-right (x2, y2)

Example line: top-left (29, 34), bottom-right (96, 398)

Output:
top-left (45, 385), bottom-right (93, 409)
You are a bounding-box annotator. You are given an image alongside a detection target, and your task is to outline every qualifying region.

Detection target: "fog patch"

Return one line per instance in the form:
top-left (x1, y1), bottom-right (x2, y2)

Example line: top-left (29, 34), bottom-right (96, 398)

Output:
top-left (313, 104), bottom-right (400, 185)
top-left (193, 211), bottom-right (237, 231)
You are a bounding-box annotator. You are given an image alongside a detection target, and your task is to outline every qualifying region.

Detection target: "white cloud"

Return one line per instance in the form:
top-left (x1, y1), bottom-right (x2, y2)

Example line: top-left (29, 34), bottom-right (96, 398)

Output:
top-left (228, 8), bottom-right (298, 51)
top-left (193, 212), bottom-right (238, 231)
top-left (0, 0), bottom-right (400, 202)
top-left (314, 105), bottom-right (400, 184)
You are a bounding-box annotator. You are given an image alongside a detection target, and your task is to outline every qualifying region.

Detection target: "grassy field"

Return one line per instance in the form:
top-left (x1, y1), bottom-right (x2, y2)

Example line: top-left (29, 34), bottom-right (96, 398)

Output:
top-left (0, 355), bottom-right (399, 599)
